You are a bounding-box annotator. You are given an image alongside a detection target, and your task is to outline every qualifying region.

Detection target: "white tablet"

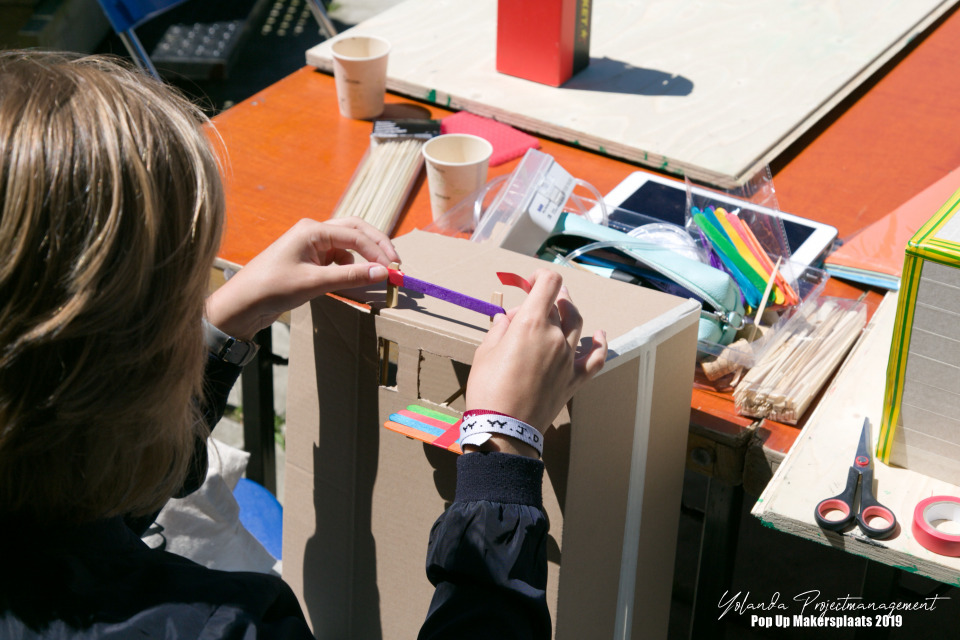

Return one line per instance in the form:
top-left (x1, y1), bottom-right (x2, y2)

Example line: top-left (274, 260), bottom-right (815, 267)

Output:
top-left (600, 172), bottom-right (838, 271)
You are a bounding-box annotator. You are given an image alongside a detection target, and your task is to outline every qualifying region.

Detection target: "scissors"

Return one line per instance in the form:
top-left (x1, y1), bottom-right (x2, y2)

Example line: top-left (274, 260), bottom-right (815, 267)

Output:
top-left (814, 418), bottom-right (897, 539)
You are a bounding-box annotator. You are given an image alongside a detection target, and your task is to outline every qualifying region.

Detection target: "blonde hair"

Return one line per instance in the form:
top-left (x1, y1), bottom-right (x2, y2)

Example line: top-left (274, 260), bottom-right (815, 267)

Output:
top-left (0, 51), bottom-right (224, 523)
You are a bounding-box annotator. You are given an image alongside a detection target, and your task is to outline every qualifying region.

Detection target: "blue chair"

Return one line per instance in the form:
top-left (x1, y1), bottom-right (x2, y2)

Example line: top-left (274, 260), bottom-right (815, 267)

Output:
top-left (96, 0), bottom-right (337, 79)
top-left (306, 0), bottom-right (338, 42)
top-left (96, 0), bottom-right (191, 77)
top-left (233, 477), bottom-right (283, 560)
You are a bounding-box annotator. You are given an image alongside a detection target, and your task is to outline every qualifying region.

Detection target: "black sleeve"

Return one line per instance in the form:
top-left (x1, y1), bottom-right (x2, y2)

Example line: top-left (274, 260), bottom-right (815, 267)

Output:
top-left (201, 352), bottom-right (245, 432)
top-left (176, 353), bottom-right (244, 498)
top-left (126, 354), bottom-right (243, 536)
top-left (418, 452), bottom-right (551, 640)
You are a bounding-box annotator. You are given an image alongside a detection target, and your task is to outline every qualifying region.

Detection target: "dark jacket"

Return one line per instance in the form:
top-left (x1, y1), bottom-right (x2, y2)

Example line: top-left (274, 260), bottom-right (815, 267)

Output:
top-left (0, 357), bottom-right (550, 639)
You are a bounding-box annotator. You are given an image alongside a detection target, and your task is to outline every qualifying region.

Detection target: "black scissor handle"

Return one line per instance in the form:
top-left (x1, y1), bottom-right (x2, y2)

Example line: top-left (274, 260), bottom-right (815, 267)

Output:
top-left (815, 496), bottom-right (853, 531)
top-left (815, 467), bottom-right (858, 531)
top-left (855, 504), bottom-right (896, 539)
top-left (855, 468), bottom-right (897, 539)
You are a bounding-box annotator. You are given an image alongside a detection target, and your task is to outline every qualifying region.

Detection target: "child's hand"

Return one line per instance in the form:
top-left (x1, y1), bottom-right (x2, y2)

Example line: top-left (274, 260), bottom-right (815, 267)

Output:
top-left (205, 217), bottom-right (399, 339)
top-left (465, 269), bottom-right (607, 444)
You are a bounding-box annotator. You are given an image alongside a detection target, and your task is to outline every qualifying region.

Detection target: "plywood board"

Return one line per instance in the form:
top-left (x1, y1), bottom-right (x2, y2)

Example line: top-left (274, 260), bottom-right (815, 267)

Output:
top-left (307, 0), bottom-right (957, 188)
top-left (753, 291), bottom-right (960, 587)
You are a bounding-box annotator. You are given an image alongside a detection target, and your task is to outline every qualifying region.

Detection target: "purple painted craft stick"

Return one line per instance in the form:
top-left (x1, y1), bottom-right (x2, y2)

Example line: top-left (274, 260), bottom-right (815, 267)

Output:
top-left (397, 273), bottom-right (506, 317)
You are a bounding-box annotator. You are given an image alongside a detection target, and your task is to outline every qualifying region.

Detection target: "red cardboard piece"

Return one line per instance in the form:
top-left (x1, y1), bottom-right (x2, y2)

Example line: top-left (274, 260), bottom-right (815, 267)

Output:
top-left (496, 0), bottom-right (591, 87)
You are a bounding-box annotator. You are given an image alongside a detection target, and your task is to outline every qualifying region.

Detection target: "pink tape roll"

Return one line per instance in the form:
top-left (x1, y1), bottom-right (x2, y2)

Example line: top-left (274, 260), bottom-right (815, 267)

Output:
top-left (912, 496), bottom-right (960, 556)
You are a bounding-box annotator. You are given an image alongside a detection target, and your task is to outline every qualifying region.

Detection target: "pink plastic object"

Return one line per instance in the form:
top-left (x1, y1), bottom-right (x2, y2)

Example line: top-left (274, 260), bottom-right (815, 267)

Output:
top-left (441, 112), bottom-right (540, 166)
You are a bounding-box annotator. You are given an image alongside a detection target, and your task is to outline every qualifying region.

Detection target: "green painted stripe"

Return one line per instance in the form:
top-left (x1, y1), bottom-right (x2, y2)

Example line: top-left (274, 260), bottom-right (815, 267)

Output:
top-left (878, 256), bottom-right (923, 460)
top-left (911, 188), bottom-right (960, 247)
top-left (407, 404), bottom-right (459, 424)
top-left (911, 241), bottom-right (960, 264)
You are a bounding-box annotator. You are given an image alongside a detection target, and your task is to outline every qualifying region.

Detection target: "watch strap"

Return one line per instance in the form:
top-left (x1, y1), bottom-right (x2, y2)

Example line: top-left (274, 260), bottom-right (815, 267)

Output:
top-left (202, 318), bottom-right (260, 367)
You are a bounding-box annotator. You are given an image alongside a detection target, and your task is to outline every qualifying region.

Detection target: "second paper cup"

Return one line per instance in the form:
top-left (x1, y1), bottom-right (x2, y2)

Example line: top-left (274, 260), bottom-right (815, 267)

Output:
top-left (422, 134), bottom-right (493, 220)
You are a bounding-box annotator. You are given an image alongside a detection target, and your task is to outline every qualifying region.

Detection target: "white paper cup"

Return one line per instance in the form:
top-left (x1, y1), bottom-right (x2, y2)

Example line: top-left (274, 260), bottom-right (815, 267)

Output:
top-left (421, 134), bottom-right (493, 220)
top-left (330, 35), bottom-right (391, 120)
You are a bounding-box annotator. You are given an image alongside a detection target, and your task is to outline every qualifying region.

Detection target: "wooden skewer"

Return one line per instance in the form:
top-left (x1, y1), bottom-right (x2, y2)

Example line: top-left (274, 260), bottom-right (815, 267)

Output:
top-left (489, 291), bottom-right (503, 326)
top-left (333, 138), bottom-right (426, 234)
top-left (733, 299), bottom-right (866, 423)
top-left (741, 256), bottom-right (781, 343)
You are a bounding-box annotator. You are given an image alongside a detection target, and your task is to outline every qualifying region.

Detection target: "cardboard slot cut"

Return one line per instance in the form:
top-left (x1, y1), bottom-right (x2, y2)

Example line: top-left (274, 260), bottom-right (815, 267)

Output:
top-left (417, 350), bottom-right (469, 411)
top-left (378, 338), bottom-right (398, 387)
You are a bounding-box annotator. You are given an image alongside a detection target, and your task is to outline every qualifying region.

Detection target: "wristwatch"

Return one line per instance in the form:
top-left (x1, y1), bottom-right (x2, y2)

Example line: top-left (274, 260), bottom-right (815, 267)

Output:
top-left (202, 318), bottom-right (260, 367)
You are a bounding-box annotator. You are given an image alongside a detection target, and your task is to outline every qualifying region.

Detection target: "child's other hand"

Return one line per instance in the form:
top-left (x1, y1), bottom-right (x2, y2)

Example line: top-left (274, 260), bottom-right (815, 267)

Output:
top-left (465, 269), bottom-right (607, 435)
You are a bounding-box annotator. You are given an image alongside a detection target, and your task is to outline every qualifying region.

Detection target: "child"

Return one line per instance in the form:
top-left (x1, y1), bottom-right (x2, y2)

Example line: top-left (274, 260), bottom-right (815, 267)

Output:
top-left (0, 50), bottom-right (605, 639)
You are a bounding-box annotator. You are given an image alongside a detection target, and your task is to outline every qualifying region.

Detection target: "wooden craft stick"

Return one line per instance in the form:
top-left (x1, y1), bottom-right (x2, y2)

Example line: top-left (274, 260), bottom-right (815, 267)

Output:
top-left (380, 261), bottom-right (401, 386)
top-left (385, 261), bottom-right (400, 308)
top-left (490, 291), bottom-right (503, 324)
top-left (723, 210), bottom-right (798, 305)
top-left (754, 257), bottom-right (782, 323)
top-left (388, 268), bottom-right (506, 317)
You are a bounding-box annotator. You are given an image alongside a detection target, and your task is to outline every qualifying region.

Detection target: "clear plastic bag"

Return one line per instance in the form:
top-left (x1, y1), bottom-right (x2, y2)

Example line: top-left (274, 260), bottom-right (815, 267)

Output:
top-left (732, 296), bottom-right (867, 424)
top-left (683, 168), bottom-right (801, 314)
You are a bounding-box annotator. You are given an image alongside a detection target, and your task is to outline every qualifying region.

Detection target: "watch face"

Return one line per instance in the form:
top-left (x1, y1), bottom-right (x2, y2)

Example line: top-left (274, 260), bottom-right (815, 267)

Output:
top-left (225, 339), bottom-right (258, 367)
top-left (204, 320), bottom-right (259, 366)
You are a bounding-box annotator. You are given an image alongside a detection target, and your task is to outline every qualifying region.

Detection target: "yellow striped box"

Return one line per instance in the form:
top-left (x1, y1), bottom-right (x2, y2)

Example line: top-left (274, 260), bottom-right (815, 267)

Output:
top-left (880, 187), bottom-right (960, 483)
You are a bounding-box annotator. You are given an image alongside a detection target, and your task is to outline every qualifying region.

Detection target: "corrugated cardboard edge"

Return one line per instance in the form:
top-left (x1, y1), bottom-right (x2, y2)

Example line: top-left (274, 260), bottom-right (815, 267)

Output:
top-left (608, 303), bottom-right (700, 637)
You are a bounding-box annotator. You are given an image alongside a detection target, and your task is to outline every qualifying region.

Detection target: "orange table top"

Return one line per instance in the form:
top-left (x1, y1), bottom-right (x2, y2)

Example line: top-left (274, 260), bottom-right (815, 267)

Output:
top-left (212, 71), bottom-right (636, 267)
top-left (212, 6), bottom-right (960, 467)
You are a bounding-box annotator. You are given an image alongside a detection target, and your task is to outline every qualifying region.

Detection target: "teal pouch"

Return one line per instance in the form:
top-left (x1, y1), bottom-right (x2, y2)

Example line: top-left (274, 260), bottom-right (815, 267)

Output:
top-left (557, 213), bottom-right (745, 345)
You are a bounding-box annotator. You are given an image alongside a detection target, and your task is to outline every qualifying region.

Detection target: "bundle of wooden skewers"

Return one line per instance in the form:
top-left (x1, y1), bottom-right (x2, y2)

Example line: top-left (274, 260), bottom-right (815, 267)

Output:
top-left (332, 119), bottom-right (440, 235)
top-left (732, 296), bottom-right (866, 424)
top-left (332, 137), bottom-right (426, 234)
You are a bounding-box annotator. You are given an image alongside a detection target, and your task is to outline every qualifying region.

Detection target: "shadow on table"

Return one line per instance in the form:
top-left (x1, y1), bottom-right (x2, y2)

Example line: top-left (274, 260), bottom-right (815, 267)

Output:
top-left (564, 57), bottom-right (693, 97)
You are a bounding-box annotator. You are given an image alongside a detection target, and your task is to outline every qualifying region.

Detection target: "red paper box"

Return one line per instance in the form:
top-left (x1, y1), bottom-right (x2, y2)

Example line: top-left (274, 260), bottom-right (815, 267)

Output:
top-left (496, 0), bottom-right (591, 87)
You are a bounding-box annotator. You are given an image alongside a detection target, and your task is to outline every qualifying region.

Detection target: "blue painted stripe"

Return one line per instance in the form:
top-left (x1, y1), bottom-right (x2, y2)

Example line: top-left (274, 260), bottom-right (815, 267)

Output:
top-left (389, 413), bottom-right (445, 437)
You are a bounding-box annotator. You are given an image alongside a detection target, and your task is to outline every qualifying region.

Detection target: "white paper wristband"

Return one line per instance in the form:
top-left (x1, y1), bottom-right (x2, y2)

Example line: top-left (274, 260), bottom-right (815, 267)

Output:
top-left (459, 411), bottom-right (543, 457)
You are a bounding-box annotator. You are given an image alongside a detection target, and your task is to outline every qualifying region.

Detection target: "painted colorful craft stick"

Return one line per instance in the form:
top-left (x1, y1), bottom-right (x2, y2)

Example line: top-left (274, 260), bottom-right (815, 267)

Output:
top-left (407, 404), bottom-right (459, 424)
top-left (714, 209), bottom-right (784, 305)
top-left (430, 419), bottom-right (463, 450)
top-left (387, 268), bottom-right (505, 316)
top-left (385, 404), bottom-right (463, 453)
top-left (693, 208), bottom-right (766, 307)
top-left (389, 411), bottom-right (446, 437)
top-left (385, 419), bottom-right (437, 441)
top-left (396, 409), bottom-right (458, 432)
top-left (721, 210), bottom-right (798, 306)
top-left (384, 419), bottom-right (462, 453)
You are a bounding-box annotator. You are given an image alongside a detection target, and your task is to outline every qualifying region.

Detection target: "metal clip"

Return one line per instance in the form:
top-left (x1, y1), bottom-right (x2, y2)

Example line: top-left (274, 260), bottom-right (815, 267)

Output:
top-left (701, 308), bottom-right (744, 331)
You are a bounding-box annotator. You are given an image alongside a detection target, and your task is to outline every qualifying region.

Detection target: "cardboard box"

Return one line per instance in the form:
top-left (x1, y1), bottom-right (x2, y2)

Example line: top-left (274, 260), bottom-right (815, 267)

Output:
top-left (880, 187), bottom-right (960, 484)
top-left (282, 230), bottom-right (699, 639)
top-left (496, 0), bottom-right (591, 87)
